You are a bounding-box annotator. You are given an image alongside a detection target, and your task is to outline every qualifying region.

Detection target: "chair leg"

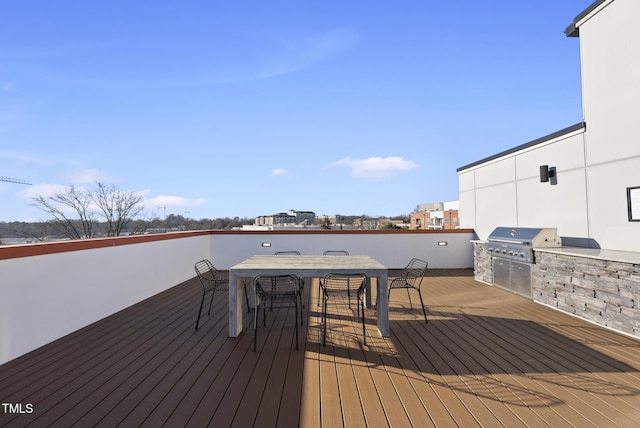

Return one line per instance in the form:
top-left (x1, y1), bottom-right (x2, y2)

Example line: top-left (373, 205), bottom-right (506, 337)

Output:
top-left (253, 305), bottom-right (258, 352)
top-left (207, 289), bottom-right (215, 315)
top-left (244, 280), bottom-right (250, 314)
top-left (417, 289), bottom-right (428, 323)
top-left (361, 296), bottom-right (366, 345)
top-left (295, 296), bottom-right (299, 350)
top-left (296, 278), bottom-right (304, 326)
top-left (299, 293), bottom-right (304, 326)
top-left (195, 292), bottom-right (206, 330)
top-left (263, 301), bottom-right (267, 326)
top-left (406, 287), bottom-right (414, 310)
top-left (322, 296), bottom-right (328, 346)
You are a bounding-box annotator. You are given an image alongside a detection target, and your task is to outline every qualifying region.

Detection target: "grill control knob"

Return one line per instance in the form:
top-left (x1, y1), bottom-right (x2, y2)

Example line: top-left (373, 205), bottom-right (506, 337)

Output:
top-left (501, 249), bottom-right (507, 254)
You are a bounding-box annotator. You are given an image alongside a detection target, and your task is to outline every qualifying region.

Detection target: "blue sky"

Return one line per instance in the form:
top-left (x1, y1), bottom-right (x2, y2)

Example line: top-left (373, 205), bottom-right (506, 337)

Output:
top-left (1, 0), bottom-right (589, 222)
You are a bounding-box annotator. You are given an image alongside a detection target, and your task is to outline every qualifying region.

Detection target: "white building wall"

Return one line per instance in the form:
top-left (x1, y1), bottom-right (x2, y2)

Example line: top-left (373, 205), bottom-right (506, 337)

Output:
top-left (458, 189), bottom-right (476, 231)
top-left (587, 157), bottom-right (640, 249)
top-left (457, 0), bottom-right (640, 252)
top-left (578, 0), bottom-right (640, 251)
top-left (458, 129), bottom-right (591, 245)
top-left (579, 0), bottom-right (640, 165)
top-left (474, 182), bottom-right (518, 240)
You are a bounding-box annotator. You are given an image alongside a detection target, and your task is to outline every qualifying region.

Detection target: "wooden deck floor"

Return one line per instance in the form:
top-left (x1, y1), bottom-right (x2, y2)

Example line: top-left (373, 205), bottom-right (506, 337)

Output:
top-left (2, 269), bottom-right (640, 427)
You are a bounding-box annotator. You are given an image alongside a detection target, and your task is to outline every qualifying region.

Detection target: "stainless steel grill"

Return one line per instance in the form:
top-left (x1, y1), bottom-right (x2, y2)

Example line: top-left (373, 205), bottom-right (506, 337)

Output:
top-left (486, 227), bottom-right (561, 263)
top-left (487, 227), bottom-right (561, 298)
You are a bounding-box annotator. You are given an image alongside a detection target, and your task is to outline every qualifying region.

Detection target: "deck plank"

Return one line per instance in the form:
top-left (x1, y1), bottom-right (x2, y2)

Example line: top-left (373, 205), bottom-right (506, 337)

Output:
top-left (331, 297), bottom-right (370, 427)
top-left (2, 269), bottom-right (640, 428)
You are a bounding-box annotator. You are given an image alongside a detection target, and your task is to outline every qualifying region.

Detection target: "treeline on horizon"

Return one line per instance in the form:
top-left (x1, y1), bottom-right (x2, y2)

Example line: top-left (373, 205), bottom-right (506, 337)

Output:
top-left (0, 214), bottom-right (254, 241)
top-left (0, 213), bottom-right (408, 242)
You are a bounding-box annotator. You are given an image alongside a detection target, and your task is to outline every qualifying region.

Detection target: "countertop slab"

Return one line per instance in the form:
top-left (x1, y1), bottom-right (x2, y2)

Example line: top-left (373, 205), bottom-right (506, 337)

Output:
top-left (534, 247), bottom-right (640, 264)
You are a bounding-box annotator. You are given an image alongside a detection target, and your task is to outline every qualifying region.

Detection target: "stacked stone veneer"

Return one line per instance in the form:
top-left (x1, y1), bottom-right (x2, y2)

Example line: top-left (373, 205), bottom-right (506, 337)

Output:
top-left (533, 251), bottom-right (640, 339)
top-left (472, 241), bottom-right (640, 339)
top-left (472, 241), bottom-right (492, 284)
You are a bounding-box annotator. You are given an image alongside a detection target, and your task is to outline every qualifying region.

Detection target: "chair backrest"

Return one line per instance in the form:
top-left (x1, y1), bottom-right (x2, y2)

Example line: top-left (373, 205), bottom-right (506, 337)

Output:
top-left (274, 251), bottom-right (301, 256)
top-left (403, 258), bottom-right (428, 286)
top-left (194, 259), bottom-right (228, 289)
top-left (195, 259), bottom-right (215, 290)
top-left (323, 250), bottom-right (349, 256)
top-left (321, 273), bottom-right (366, 292)
top-left (254, 274), bottom-right (300, 296)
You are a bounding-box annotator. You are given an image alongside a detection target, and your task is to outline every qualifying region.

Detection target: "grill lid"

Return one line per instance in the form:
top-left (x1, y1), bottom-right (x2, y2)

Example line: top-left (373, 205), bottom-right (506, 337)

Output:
top-left (487, 227), bottom-right (561, 247)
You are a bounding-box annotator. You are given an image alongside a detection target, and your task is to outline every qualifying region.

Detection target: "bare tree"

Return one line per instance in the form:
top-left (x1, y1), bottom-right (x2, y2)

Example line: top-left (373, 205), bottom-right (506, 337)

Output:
top-left (31, 185), bottom-right (96, 239)
top-left (30, 182), bottom-right (145, 240)
top-left (93, 182), bottom-right (144, 236)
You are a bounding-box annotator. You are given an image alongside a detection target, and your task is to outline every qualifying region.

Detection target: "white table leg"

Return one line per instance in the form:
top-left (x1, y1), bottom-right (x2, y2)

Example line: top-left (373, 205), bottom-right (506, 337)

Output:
top-left (228, 270), bottom-right (244, 337)
top-left (377, 271), bottom-right (389, 337)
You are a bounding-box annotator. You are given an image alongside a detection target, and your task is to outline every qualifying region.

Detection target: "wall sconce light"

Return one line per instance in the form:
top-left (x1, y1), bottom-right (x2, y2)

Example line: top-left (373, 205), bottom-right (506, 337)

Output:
top-left (261, 242), bottom-right (272, 247)
top-left (539, 165), bottom-right (556, 183)
top-left (437, 241), bottom-right (448, 246)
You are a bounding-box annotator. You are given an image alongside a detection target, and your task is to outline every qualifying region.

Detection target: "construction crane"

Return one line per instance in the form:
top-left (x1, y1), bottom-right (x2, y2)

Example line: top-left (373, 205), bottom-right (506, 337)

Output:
top-left (0, 176), bottom-right (32, 185)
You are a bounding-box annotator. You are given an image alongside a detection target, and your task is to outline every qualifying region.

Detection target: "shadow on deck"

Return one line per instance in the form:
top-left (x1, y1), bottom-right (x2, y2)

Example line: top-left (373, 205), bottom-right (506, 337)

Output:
top-left (2, 269), bottom-right (640, 427)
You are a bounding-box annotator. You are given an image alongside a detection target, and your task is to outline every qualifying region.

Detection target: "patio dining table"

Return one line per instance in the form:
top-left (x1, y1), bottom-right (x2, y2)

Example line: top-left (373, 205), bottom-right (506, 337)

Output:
top-left (228, 255), bottom-right (389, 338)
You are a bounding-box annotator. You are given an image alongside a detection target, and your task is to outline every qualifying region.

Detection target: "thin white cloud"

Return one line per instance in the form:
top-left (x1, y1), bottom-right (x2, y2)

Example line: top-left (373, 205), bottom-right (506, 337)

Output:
top-left (0, 151), bottom-right (44, 165)
top-left (144, 195), bottom-right (207, 209)
top-left (2, 82), bottom-right (15, 91)
top-left (20, 183), bottom-right (68, 200)
top-left (68, 168), bottom-right (115, 184)
top-left (20, 183), bottom-right (91, 217)
top-left (214, 28), bottom-right (358, 83)
top-left (11, 29), bottom-right (358, 89)
top-left (21, 185), bottom-right (206, 215)
top-left (272, 168), bottom-right (288, 176)
top-left (329, 156), bottom-right (418, 179)
top-left (264, 28), bottom-right (358, 76)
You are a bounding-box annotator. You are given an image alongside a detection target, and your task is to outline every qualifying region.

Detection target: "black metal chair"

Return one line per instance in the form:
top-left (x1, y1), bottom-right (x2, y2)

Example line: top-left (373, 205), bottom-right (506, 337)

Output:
top-left (388, 258), bottom-right (429, 323)
top-left (318, 250), bottom-right (349, 307)
top-left (275, 250), bottom-right (306, 309)
top-left (274, 250), bottom-right (301, 256)
top-left (323, 250), bottom-right (349, 256)
top-left (252, 274), bottom-right (302, 351)
top-left (320, 273), bottom-right (367, 346)
top-left (194, 259), bottom-right (248, 330)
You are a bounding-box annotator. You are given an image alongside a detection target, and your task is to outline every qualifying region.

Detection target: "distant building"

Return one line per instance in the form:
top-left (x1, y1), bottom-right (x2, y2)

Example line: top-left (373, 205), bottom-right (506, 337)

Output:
top-left (409, 201), bottom-right (459, 230)
top-left (254, 209), bottom-right (316, 227)
top-left (292, 210), bottom-right (316, 226)
top-left (316, 214), bottom-right (349, 229)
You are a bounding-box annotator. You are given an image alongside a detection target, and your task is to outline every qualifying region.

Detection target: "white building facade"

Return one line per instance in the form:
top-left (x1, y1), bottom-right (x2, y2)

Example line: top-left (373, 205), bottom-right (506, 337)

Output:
top-left (458, 0), bottom-right (640, 252)
top-left (457, 0), bottom-right (640, 339)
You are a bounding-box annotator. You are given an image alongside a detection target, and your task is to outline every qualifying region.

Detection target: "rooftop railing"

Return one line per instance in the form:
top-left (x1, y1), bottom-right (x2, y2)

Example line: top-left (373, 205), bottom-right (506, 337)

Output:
top-left (0, 228), bottom-right (475, 365)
